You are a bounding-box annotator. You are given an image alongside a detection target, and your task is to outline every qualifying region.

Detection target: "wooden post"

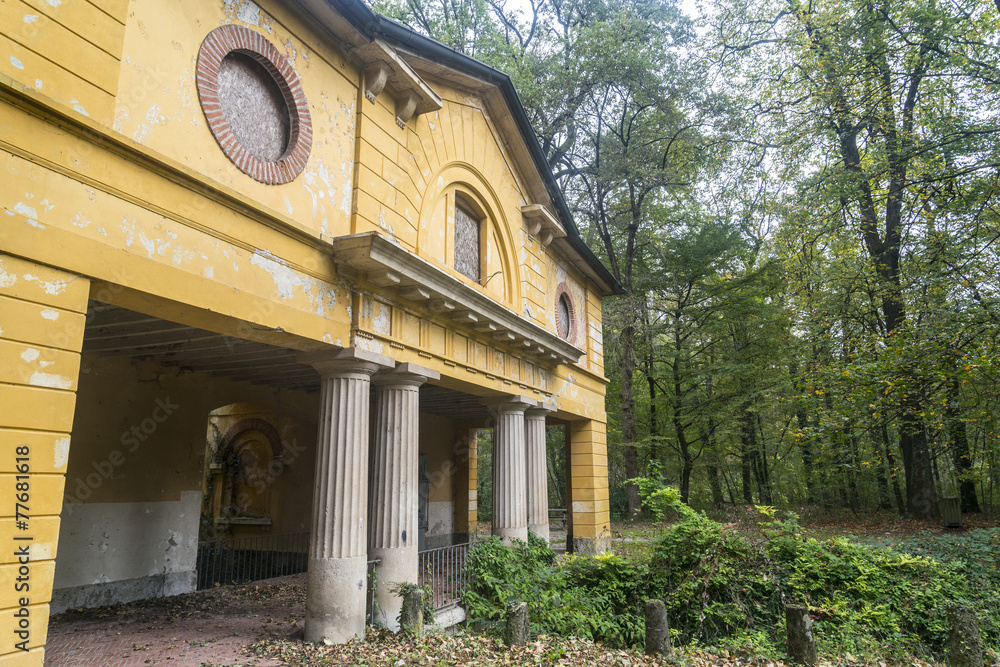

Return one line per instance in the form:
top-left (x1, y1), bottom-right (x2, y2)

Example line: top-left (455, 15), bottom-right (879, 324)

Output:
top-left (644, 599), bottom-right (671, 655)
top-left (785, 604), bottom-right (818, 666)
top-left (948, 604), bottom-right (984, 667)
top-left (504, 601), bottom-right (529, 646)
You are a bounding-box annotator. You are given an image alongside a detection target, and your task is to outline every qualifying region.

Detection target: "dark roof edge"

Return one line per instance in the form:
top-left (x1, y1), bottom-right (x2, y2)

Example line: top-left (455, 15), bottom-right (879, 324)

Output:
top-left (333, 0), bottom-right (625, 295)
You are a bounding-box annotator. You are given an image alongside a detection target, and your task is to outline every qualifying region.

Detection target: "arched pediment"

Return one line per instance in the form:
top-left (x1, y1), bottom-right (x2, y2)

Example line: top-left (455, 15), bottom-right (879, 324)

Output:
top-left (416, 162), bottom-right (521, 311)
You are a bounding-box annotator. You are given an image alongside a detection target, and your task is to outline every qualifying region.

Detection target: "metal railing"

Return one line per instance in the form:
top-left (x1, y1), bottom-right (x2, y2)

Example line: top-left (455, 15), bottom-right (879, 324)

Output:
top-left (418, 541), bottom-right (473, 609)
top-left (195, 533), bottom-right (475, 619)
top-left (196, 531), bottom-right (309, 590)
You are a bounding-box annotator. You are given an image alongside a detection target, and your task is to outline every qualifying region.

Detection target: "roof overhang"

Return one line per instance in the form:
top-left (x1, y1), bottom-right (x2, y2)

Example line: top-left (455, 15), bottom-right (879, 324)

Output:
top-left (284, 0), bottom-right (624, 296)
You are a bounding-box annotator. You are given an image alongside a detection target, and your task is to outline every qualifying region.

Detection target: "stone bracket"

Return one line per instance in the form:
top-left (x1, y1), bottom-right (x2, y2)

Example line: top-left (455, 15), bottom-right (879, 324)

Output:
top-left (352, 38), bottom-right (443, 124)
top-left (521, 204), bottom-right (567, 249)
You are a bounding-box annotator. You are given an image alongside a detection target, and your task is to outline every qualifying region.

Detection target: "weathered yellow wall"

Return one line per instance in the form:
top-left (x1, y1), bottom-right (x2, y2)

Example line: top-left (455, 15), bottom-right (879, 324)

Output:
top-left (114, 0), bottom-right (359, 239)
top-left (0, 93), bottom-right (355, 351)
top-left (0, 254), bottom-right (89, 662)
top-left (54, 350), bottom-right (318, 608)
top-left (568, 419), bottom-right (610, 551)
top-left (1, 0), bottom-right (128, 126)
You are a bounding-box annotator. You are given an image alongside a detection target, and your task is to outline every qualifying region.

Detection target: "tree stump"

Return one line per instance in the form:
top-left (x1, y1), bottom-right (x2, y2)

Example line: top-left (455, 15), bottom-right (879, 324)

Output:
top-left (644, 599), bottom-right (671, 655)
top-left (785, 604), bottom-right (818, 666)
top-left (948, 604), bottom-right (984, 667)
top-left (399, 588), bottom-right (423, 637)
top-left (504, 601), bottom-right (529, 646)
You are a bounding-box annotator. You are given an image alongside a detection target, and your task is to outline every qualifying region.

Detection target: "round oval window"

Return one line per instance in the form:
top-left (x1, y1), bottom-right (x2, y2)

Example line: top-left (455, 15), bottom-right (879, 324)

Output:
top-left (196, 24), bottom-right (312, 184)
top-left (218, 52), bottom-right (290, 162)
top-left (557, 293), bottom-right (572, 340)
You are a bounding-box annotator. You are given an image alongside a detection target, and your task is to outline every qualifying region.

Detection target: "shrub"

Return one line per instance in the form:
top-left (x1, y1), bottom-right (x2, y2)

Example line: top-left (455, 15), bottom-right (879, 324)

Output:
top-left (462, 533), bottom-right (644, 647)
top-left (647, 508), bottom-right (975, 658)
top-left (463, 510), bottom-right (994, 661)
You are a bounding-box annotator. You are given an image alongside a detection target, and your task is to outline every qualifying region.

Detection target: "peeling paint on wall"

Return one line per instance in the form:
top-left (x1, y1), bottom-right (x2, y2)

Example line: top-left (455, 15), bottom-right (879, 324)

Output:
top-left (54, 437), bottom-right (70, 469)
top-left (29, 372), bottom-right (73, 389)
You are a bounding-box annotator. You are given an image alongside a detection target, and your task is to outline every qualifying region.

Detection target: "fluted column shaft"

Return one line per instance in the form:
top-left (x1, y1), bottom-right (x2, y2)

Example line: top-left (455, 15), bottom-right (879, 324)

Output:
top-left (525, 405), bottom-right (553, 543)
top-left (486, 396), bottom-right (536, 544)
top-left (368, 364), bottom-right (437, 630)
top-left (300, 349), bottom-right (390, 645)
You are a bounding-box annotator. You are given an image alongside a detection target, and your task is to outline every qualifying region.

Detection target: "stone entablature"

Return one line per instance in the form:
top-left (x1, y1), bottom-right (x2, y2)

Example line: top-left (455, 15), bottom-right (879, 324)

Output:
top-left (332, 233), bottom-right (584, 367)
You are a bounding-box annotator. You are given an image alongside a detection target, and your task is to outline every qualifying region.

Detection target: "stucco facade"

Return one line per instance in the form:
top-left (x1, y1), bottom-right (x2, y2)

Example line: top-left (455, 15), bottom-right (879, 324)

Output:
top-left (0, 0), bottom-right (615, 660)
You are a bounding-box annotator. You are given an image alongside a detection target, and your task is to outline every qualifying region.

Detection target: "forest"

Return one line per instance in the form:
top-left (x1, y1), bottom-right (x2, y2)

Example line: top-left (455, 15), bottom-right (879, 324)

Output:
top-left (375, 0), bottom-right (1000, 521)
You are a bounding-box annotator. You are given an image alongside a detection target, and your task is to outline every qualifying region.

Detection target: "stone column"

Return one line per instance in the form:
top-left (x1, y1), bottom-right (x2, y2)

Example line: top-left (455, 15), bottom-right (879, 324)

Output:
top-left (369, 363), bottom-right (439, 631)
top-left (485, 396), bottom-right (536, 544)
top-left (525, 404), bottom-right (555, 542)
top-left (299, 348), bottom-right (391, 645)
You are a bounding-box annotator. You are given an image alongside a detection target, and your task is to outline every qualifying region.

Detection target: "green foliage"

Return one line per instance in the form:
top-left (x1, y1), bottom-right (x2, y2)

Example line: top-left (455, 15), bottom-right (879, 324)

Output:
top-left (884, 528), bottom-right (1000, 647)
top-left (628, 468), bottom-right (697, 521)
top-left (649, 509), bottom-right (978, 658)
top-left (462, 533), bottom-right (646, 647)
top-left (465, 509), bottom-right (995, 660)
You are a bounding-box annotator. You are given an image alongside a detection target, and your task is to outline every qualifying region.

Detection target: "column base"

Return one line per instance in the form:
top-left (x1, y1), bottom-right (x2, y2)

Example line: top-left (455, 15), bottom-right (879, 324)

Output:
top-left (369, 545), bottom-right (418, 631)
top-left (493, 525), bottom-right (529, 545)
top-left (305, 555), bottom-right (368, 644)
top-left (571, 535), bottom-right (610, 555)
top-left (528, 523), bottom-right (550, 543)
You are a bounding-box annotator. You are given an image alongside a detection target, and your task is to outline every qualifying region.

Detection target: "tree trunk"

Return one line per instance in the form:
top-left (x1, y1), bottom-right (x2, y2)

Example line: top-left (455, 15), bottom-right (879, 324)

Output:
top-left (874, 445), bottom-right (893, 511)
top-left (741, 411), bottom-right (755, 504)
top-left (648, 372), bottom-right (659, 462)
top-left (947, 377), bottom-right (980, 514)
top-left (899, 410), bottom-right (938, 519)
top-left (751, 415), bottom-right (772, 504)
top-left (882, 422), bottom-right (906, 514)
top-left (791, 362), bottom-right (816, 504)
top-left (706, 422), bottom-right (724, 507)
top-left (620, 322), bottom-right (641, 519)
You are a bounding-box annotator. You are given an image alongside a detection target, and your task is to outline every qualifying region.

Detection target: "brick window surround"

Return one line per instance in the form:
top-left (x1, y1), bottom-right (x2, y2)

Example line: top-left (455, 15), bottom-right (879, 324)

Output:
top-left (554, 284), bottom-right (576, 343)
top-left (196, 24), bottom-right (312, 184)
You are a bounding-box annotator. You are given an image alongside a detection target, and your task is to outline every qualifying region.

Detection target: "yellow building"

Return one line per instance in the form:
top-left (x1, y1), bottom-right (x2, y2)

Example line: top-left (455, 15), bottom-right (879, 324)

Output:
top-left (0, 0), bottom-right (617, 658)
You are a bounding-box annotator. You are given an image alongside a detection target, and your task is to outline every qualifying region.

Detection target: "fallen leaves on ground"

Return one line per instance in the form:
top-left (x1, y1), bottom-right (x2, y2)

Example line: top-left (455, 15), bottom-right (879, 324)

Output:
top-left (247, 629), bottom-right (950, 667)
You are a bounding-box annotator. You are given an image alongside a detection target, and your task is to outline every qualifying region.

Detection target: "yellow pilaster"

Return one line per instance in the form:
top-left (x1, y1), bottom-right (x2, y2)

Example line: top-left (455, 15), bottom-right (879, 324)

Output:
top-left (0, 253), bottom-right (88, 664)
top-left (568, 419), bottom-right (610, 554)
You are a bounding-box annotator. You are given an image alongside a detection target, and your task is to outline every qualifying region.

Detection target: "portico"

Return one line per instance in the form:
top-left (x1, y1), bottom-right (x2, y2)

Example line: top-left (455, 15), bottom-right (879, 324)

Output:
top-left (0, 0), bottom-right (617, 659)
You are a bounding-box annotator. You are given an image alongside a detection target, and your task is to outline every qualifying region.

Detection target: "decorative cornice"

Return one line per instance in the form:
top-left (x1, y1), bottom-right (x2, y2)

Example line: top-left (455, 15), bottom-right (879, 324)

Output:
top-left (330, 233), bottom-right (585, 367)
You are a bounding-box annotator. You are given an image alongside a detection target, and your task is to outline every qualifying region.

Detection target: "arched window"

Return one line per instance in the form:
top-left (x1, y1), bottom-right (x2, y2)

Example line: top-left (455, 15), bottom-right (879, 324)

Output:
top-left (454, 200), bottom-right (481, 282)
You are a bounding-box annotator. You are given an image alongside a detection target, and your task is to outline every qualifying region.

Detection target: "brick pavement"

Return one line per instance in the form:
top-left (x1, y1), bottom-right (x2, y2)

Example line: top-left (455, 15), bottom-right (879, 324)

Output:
top-left (44, 574), bottom-right (305, 666)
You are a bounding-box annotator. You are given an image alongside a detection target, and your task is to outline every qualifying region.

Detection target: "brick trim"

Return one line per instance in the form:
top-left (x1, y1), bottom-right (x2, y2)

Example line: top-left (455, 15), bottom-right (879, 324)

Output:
top-left (554, 283), bottom-right (577, 344)
top-left (196, 24), bottom-right (312, 184)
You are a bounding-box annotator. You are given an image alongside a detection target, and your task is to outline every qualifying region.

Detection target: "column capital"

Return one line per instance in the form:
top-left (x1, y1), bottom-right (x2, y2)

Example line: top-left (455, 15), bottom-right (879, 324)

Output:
top-left (373, 362), bottom-right (440, 388)
top-left (481, 394), bottom-right (536, 414)
top-left (524, 402), bottom-right (557, 419)
top-left (299, 347), bottom-right (393, 377)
